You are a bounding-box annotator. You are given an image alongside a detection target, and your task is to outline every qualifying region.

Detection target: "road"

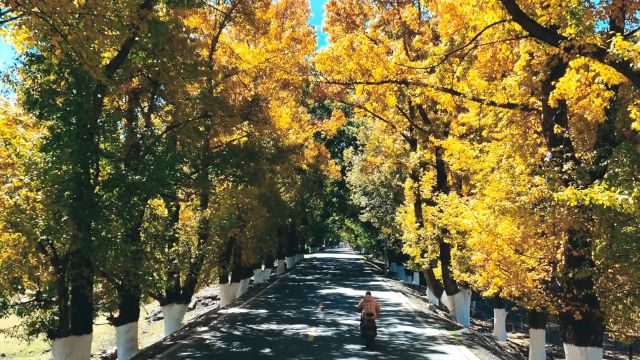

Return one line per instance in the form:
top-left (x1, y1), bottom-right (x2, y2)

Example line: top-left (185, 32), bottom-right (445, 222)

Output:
top-left (138, 249), bottom-right (480, 360)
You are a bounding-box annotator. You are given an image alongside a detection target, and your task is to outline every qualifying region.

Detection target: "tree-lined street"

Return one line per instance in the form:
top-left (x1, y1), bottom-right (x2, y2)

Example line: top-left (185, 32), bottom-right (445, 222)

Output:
top-left (1, 1), bottom-right (639, 359)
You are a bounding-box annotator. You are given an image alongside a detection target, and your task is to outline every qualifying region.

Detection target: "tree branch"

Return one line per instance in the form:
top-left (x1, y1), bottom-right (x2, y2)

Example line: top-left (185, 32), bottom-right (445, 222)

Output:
top-left (0, 12), bottom-right (24, 25)
top-left (99, 270), bottom-right (123, 291)
top-left (328, 96), bottom-right (414, 144)
top-left (318, 77), bottom-right (539, 112)
top-left (104, 0), bottom-right (155, 79)
top-left (499, 0), bottom-right (640, 89)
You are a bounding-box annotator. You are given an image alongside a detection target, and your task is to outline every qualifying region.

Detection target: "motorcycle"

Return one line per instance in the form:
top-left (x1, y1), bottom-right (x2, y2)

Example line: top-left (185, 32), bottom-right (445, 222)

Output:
top-left (359, 312), bottom-right (377, 348)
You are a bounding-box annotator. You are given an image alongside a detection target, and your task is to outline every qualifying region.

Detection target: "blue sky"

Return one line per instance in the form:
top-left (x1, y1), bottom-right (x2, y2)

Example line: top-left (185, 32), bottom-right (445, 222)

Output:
top-left (309, 0), bottom-right (329, 48)
top-left (0, 0), bottom-right (328, 72)
top-left (0, 37), bottom-right (15, 71)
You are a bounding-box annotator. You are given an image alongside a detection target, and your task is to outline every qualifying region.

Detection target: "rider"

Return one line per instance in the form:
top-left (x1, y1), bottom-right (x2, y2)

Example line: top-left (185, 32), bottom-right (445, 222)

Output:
top-left (357, 291), bottom-right (381, 318)
top-left (357, 291), bottom-right (380, 336)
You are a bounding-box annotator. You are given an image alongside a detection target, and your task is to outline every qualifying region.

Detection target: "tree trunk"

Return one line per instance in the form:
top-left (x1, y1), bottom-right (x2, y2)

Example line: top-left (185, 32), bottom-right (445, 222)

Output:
top-left (66, 247), bottom-right (94, 352)
top-left (262, 254), bottom-right (275, 282)
top-left (537, 57), bottom-right (606, 360)
top-left (161, 303), bottom-right (188, 336)
top-left (423, 265), bottom-right (444, 306)
top-left (276, 259), bottom-right (286, 275)
top-left (276, 228), bottom-right (287, 275)
top-left (60, 93), bottom-right (99, 358)
top-left (492, 297), bottom-right (507, 342)
top-left (163, 195), bottom-right (182, 306)
top-left (112, 214), bottom-right (144, 359)
top-left (236, 264), bottom-right (254, 298)
top-left (179, 133), bottom-right (212, 306)
top-left (113, 285), bottom-right (141, 358)
top-left (159, 194), bottom-right (187, 336)
top-left (115, 321), bottom-right (138, 360)
top-left (560, 229), bottom-right (604, 360)
top-left (218, 263), bottom-right (237, 308)
top-left (52, 334), bottom-right (93, 360)
top-left (440, 241), bottom-right (471, 327)
top-left (528, 311), bottom-right (547, 360)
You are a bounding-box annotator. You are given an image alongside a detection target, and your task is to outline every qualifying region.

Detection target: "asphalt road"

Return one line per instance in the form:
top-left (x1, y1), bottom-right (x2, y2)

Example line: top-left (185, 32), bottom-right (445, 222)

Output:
top-left (139, 249), bottom-right (479, 360)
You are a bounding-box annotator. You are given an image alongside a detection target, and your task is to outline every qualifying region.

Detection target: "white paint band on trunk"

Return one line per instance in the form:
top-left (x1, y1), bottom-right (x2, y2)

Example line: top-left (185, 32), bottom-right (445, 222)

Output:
top-left (492, 308), bottom-right (507, 342)
top-left (440, 292), bottom-right (452, 311)
top-left (263, 268), bottom-right (273, 281)
top-left (115, 321), bottom-right (139, 360)
top-left (426, 287), bottom-right (440, 306)
top-left (413, 271), bottom-right (420, 285)
top-left (253, 269), bottom-right (264, 284)
top-left (563, 344), bottom-right (603, 360)
top-left (449, 288), bottom-right (472, 328)
top-left (162, 303), bottom-right (188, 336)
top-left (285, 256), bottom-right (295, 270)
top-left (52, 333), bottom-right (92, 360)
top-left (276, 259), bottom-right (285, 275)
top-left (236, 278), bottom-right (251, 298)
top-left (219, 282), bottom-right (240, 308)
top-left (528, 328), bottom-right (546, 360)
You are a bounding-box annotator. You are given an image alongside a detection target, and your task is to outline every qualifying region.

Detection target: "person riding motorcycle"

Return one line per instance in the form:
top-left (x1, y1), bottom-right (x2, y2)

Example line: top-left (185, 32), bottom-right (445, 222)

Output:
top-left (357, 291), bottom-right (380, 344)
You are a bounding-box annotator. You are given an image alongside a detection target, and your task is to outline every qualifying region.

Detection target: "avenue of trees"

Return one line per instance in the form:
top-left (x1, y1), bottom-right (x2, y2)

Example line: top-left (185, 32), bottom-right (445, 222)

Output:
top-left (0, 1), bottom-right (638, 360)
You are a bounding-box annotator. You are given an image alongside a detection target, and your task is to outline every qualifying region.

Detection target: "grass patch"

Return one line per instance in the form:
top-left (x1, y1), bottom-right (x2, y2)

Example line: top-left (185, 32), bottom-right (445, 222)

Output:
top-left (0, 303), bottom-right (167, 359)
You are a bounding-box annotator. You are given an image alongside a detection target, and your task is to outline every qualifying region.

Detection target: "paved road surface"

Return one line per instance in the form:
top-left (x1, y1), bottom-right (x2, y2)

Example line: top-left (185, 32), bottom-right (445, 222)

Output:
top-left (139, 249), bottom-right (479, 359)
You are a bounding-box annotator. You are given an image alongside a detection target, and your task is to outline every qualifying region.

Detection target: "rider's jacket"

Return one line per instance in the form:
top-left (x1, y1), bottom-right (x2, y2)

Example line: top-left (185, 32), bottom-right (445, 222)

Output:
top-left (357, 295), bottom-right (381, 317)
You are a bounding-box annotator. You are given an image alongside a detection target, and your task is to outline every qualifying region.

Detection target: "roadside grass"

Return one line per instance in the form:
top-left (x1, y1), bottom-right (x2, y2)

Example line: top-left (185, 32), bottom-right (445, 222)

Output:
top-left (0, 303), bottom-right (167, 359)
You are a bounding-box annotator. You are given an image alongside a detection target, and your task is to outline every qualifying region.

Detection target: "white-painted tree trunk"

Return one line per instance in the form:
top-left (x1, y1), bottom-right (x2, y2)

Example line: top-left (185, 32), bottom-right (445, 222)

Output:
top-left (115, 321), bottom-right (139, 360)
top-left (440, 292), bottom-right (452, 311)
top-left (162, 303), bottom-right (188, 336)
top-left (396, 265), bottom-right (406, 281)
top-left (413, 272), bottom-right (420, 285)
top-left (563, 344), bottom-right (603, 360)
top-left (52, 334), bottom-right (92, 360)
top-left (448, 288), bottom-right (472, 327)
top-left (493, 308), bottom-right (508, 342)
top-left (236, 278), bottom-right (250, 298)
top-left (426, 287), bottom-right (440, 306)
top-left (285, 256), bottom-right (295, 270)
top-left (263, 268), bottom-right (272, 281)
top-left (219, 282), bottom-right (240, 308)
top-left (253, 268), bottom-right (264, 284)
top-left (529, 328), bottom-right (546, 360)
top-left (276, 259), bottom-right (285, 275)
top-left (396, 266), bottom-right (410, 283)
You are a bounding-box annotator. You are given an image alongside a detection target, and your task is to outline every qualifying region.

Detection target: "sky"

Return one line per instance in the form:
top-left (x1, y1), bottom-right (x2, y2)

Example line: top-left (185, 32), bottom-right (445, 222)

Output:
top-left (309, 0), bottom-right (329, 49)
top-left (0, 37), bottom-right (15, 71)
top-left (0, 0), bottom-right (329, 73)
